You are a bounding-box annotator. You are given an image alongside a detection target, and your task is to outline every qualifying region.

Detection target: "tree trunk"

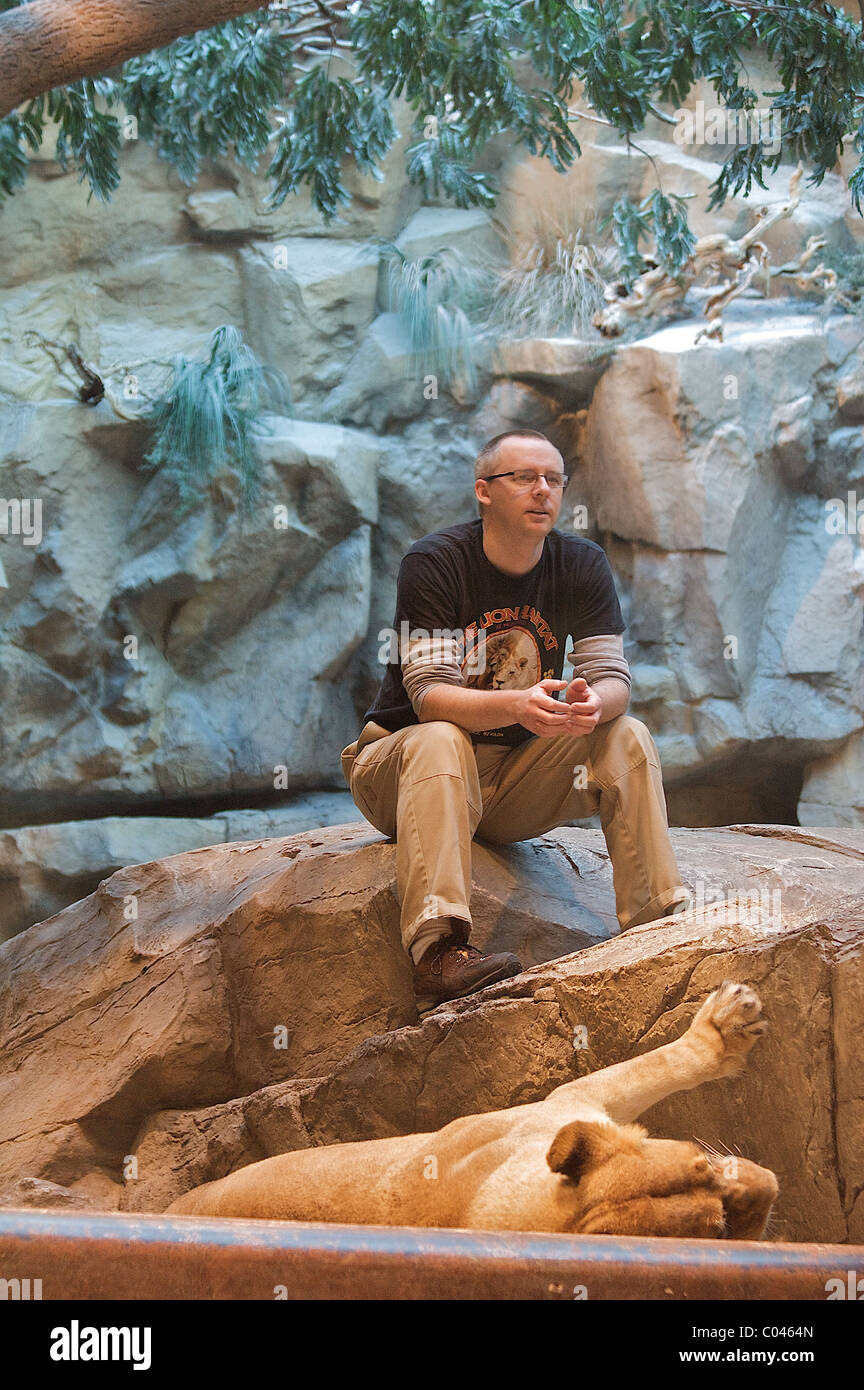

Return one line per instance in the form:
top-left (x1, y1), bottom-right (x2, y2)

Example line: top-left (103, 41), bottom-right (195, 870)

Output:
top-left (0, 0), bottom-right (271, 118)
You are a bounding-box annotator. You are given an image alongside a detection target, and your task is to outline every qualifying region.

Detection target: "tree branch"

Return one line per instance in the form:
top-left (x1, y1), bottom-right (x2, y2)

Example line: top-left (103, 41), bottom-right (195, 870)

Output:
top-left (0, 0), bottom-right (351, 118)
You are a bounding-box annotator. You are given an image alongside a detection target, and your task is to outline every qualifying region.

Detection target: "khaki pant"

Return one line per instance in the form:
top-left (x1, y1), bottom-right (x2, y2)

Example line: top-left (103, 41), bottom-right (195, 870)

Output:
top-left (340, 715), bottom-right (687, 958)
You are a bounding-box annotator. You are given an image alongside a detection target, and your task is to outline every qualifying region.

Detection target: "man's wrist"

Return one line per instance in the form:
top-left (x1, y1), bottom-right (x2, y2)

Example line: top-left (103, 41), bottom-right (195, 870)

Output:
top-left (591, 677), bottom-right (630, 723)
top-left (501, 688), bottom-right (521, 725)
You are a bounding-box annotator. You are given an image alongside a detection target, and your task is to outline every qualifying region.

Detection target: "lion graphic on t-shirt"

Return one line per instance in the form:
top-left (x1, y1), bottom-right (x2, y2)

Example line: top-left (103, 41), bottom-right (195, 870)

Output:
top-left (464, 628), bottom-right (539, 691)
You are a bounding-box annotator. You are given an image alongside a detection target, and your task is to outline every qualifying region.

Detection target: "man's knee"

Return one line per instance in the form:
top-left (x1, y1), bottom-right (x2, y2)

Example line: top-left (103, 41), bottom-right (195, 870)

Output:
top-left (599, 713), bottom-right (658, 759)
top-left (609, 713), bottom-right (648, 736)
top-left (409, 719), bottom-right (474, 758)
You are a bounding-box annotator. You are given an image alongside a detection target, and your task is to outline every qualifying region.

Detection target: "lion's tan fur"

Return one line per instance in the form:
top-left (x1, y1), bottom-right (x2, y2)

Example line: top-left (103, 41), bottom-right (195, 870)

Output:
top-left (165, 981), bottom-right (777, 1239)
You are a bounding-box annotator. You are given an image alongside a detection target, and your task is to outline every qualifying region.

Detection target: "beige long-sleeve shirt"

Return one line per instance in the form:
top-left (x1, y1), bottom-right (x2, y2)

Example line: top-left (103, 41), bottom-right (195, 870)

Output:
top-left (402, 631), bottom-right (630, 718)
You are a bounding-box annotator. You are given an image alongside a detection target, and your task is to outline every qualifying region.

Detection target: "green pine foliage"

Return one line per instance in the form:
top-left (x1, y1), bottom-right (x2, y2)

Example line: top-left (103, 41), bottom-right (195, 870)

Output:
top-left (603, 189), bottom-right (697, 281)
top-left (404, 123), bottom-right (500, 209)
top-left (140, 326), bottom-right (291, 510)
top-left (267, 68), bottom-right (397, 219)
top-left (0, 112), bottom-right (29, 198)
top-left (1, 78), bottom-right (124, 205)
top-left (122, 15), bottom-right (295, 185)
top-left (2, 1), bottom-right (864, 258)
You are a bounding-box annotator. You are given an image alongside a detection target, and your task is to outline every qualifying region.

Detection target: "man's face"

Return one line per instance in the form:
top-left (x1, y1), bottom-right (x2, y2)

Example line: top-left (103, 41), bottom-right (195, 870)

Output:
top-left (474, 438), bottom-right (565, 535)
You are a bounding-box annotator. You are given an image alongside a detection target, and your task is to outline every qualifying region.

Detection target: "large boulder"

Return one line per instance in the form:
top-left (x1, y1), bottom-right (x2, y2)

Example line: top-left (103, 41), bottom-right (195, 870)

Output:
top-left (0, 793), bottom-right (363, 943)
top-left (0, 823), bottom-right (861, 1244)
top-left (0, 90), bottom-right (494, 828)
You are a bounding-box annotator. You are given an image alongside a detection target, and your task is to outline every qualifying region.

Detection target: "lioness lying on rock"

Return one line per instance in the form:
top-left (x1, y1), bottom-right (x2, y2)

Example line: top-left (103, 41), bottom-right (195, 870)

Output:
top-left (165, 980), bottom-right (778, 1238)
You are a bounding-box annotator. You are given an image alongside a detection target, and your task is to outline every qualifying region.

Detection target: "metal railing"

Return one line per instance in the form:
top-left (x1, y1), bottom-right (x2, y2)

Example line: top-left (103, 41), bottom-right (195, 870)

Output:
top-left (1, 1209), bottom-right (862, 1299)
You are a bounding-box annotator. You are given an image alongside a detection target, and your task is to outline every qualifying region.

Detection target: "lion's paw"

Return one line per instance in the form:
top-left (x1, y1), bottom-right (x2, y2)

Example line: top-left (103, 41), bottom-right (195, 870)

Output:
top-left (686, 980), bottom-right (767, 1077)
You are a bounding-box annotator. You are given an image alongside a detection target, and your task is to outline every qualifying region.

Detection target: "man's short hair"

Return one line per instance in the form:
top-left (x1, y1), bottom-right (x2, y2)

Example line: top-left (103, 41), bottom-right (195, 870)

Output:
top-left (474, 429), bottom-right (560, 481)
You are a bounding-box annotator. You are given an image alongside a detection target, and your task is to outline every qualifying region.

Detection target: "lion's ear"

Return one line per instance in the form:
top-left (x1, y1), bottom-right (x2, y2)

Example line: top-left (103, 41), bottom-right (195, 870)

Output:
top-left (546, 1122), bottom-right (594, 1179)
top-left (546, 1120), bottom-right (646, 1180)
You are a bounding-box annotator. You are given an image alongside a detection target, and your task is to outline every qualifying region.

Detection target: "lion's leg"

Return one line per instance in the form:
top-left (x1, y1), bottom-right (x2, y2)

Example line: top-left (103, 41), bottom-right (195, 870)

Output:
top-left (544, 981), bottom-right (767, 1124)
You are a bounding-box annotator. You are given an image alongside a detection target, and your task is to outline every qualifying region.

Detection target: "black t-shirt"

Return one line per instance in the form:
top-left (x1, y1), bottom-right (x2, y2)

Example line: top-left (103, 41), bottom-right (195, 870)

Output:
top-left (364, 518), bottom-right (626, 747)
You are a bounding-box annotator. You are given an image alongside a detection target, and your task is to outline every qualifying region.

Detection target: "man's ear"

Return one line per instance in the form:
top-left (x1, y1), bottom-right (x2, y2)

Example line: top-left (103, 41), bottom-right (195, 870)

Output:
top-left (546, 1120), bottom-right (646, 1180)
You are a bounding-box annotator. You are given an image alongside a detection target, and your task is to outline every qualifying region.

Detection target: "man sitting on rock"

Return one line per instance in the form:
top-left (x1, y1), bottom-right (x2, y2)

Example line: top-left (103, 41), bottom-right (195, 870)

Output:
top-left (341, 429), bottom-right (690, 1012)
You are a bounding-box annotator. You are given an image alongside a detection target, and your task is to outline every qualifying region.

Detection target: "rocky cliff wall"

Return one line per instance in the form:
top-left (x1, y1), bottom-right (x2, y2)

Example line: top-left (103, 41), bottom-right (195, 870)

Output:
top-left (0, 62), bottom-right (862, 939)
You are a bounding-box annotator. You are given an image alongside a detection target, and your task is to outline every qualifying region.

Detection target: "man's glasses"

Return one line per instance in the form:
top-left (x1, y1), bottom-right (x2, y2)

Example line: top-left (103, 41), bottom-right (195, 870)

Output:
top-left (483, 470), bottom-right (569, 492)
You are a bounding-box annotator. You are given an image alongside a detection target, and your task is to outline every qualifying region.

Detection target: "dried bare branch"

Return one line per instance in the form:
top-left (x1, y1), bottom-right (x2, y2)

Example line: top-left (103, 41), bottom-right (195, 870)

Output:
top-left (591, 163), bottom-right (838, 341)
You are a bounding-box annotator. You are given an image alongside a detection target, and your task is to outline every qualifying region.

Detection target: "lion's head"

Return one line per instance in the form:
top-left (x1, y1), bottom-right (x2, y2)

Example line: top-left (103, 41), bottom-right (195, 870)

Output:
top-left (491, 650), bottom-right (529, 689)
top-left (466, 629), bottom-right (537, 691)
top-left (547, 1119), bottom-right (778, 1239)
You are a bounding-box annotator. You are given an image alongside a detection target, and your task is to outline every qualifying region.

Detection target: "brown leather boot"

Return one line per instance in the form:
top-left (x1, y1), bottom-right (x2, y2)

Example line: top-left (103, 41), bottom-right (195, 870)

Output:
top-left (413, 936), bottom-right (522, 1013)
top-left (621, 893), bottom-right (692, 931)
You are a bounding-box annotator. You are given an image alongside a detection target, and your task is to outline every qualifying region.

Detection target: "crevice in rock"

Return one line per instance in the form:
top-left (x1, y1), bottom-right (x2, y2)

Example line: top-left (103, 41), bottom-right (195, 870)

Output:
top-left (666, 745), bottom-right (807, 827)
top-left (413, 1017), bottom-right (459, 1129)
top-left (828, 954), bottom-right (848, 1232)
top-left (728, 826), bottom-right (864, 863)
top-left (0, 783), bottom-right (351, 832)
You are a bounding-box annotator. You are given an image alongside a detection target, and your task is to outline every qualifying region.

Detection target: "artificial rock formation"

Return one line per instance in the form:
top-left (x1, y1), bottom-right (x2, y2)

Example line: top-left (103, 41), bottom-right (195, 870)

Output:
top-left (0, 791), bottom-right (362, 943)
top-left (0, 823), bottom-right (862, 1244)
top-left (1, 63), bottom-right (863, 934)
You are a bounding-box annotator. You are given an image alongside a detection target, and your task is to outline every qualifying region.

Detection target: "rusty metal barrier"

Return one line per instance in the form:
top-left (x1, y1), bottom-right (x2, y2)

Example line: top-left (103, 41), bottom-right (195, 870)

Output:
top-left (0, 1208), bottom-right (862, 1300)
